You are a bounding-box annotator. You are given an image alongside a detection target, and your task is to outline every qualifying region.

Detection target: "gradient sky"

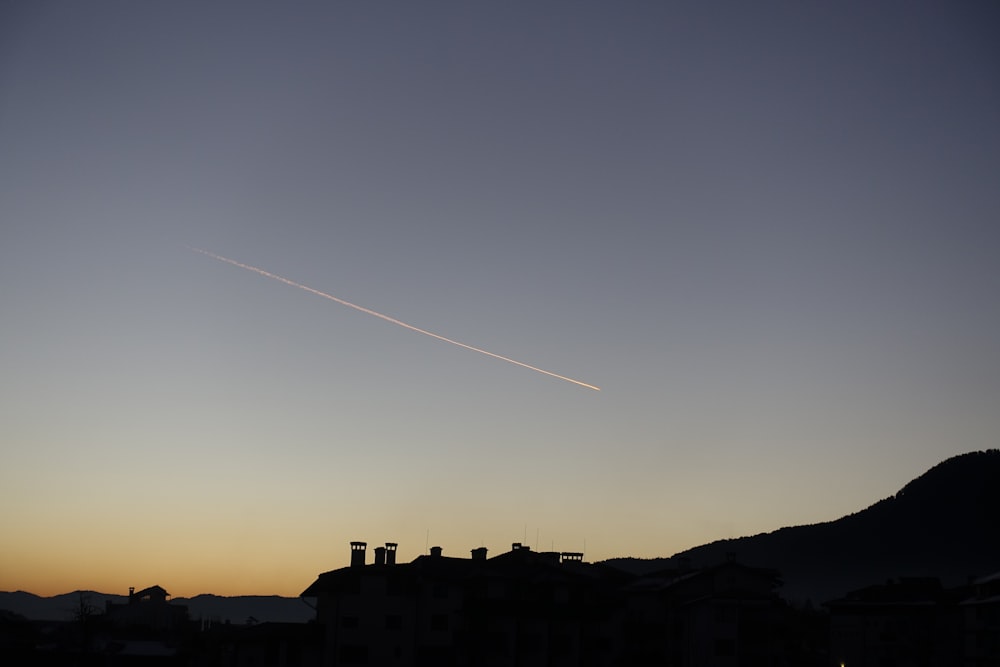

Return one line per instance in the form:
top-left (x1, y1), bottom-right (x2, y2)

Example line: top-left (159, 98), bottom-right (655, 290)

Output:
top-left (2, 1), bottom-right (998, 598)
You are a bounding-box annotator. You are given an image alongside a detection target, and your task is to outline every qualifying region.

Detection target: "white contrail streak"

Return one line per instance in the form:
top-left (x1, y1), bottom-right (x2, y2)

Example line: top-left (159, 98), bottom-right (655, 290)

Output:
top-left (191, 248), bottom-right (600, 391)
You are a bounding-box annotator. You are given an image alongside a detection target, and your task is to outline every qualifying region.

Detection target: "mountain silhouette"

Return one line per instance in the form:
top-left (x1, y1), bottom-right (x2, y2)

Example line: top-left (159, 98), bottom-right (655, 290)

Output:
top-left (605, 450), bottom-right (1000, 603)
top-left (174, 594), bottom-right (314, 624)
top-left (0, 590), bottom-right (314, 624)
top-left (5, 451), bottom-right (997, 620)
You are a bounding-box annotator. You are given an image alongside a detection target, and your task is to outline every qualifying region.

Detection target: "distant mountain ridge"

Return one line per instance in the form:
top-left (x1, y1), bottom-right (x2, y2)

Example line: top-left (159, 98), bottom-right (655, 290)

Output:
top-left (604, 450), bottom-right (1000, 603)
top-left (0, 590), bottom-right (314, 623)
top-left (177, 593), bottom-right (314, 624)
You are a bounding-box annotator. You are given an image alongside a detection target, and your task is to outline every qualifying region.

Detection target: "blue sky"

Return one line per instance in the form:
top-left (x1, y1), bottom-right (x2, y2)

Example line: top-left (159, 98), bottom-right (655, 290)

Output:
top-left (1, 0), bottom-right (998, 596)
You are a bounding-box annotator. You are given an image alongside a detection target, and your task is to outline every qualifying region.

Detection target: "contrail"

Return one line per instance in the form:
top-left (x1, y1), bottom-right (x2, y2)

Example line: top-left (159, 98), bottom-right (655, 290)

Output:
top-left (191, 248), bottom-right (600, 391)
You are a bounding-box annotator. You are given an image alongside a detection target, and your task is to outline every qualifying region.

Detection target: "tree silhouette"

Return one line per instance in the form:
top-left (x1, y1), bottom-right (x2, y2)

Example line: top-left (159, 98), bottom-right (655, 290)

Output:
top-left (71, 592), bottom-right (101, 653)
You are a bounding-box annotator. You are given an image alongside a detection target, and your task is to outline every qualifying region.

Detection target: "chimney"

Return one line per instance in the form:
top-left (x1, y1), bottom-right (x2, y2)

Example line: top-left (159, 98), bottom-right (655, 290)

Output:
top-left (471, 547), bottom-right (488, 561)
top-left (560, 552), bottom-right (584, 564)
top-left (385, 543), bottom-right (397, 565)
top-left (430, 546), bottom-right (443, 557)
top-left (350, 541), bottom-right (367, 568)
top-left (374, 546), bottom-right (386, 566)
top-left (129, 586), bottom-right (135, 599)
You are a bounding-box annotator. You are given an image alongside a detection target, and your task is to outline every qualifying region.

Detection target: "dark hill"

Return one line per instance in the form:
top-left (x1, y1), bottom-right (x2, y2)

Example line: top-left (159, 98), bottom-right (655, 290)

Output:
top-left (0, 591), bottom-right (126, 621)
top-left (175, 594), bottom-right (314, 624)
top-left (608, 450), bottom-right (1000, 603)
top-left (0, 590), bottom-right (313, 623)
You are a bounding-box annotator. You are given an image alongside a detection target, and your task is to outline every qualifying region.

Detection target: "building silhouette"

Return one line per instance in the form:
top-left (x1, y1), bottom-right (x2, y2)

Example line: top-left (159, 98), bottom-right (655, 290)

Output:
top-left (301, 541), bottom-right (794, 666)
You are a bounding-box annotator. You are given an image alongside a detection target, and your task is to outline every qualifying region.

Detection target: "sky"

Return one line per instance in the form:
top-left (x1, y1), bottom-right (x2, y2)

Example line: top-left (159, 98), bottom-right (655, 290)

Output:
top-left (1, 1), bottom-right (998, 598)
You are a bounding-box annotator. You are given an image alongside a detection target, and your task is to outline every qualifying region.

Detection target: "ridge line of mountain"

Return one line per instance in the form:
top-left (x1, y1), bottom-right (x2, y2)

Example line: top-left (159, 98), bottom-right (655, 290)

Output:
top-left (4, 450), bottom-right (997, 616)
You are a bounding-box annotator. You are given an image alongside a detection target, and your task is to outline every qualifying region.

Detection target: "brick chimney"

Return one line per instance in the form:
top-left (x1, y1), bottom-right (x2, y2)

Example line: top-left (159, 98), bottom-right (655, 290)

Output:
top-left (385, 543), bottom-right (398, 565)
top-left (350, 541), bottom-right (367, 568)
top-left (430, 546), bottom-right (443, 557)
top-left (471, 547), bottom-right (488, 561)
top-left (374, 546), bottom-right (386, 566)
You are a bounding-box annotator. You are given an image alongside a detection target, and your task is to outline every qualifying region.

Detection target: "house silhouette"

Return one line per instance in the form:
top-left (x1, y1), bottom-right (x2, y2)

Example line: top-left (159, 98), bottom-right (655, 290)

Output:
top-left (301, 541), bottom-right (791, 666)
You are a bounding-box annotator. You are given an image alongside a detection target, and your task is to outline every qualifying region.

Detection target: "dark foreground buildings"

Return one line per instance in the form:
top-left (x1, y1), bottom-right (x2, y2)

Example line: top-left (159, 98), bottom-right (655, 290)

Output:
top-left (826, 572), bottom-right (1000, 667)
top-left (299, 541), bottom-right (820, 666)
top-left (4, 543), bottom-right (995, 665)
top-left (299, 541), bottom-right (997, 666)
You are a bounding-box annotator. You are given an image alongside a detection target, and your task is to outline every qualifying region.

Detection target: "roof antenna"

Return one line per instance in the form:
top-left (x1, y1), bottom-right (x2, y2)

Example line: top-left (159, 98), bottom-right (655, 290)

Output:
top-left (425, 529), bottom-right (429, 555)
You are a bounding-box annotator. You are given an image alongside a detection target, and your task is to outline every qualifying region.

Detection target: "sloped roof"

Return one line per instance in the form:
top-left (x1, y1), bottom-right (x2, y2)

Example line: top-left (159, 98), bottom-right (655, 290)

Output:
top-left (301, 548), bottom-right (621, 597)
top-left (133, 585), bottom-right (168, 599)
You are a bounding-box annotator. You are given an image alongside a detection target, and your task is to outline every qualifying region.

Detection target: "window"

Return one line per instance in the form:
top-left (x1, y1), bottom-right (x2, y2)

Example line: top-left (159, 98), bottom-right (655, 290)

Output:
top-left (523, 633), bottom-right (543, 653)
top-left (552, 633), bottom-right (573, 655)
top-left (714, 638), bottom-right (735, 656)
top-left (488, 631), bottom-right (508, 657)
top-left (339, 644), bottom-right (368, 664)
